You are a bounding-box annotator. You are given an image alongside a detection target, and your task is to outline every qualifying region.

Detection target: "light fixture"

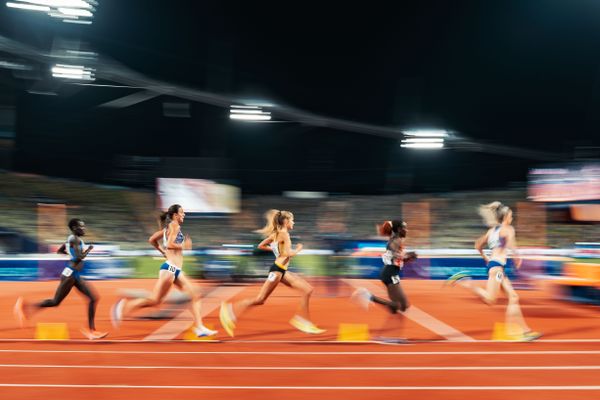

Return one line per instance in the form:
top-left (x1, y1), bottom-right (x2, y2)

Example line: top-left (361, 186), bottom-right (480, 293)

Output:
top-left (401, 129), bottom-right (448, 149)
top-left (51, 63), bottom-right (95, 81)
top-left (230, 105), bottom-right (272, 121)
top-left (5, 0), bottom-right (97, 24)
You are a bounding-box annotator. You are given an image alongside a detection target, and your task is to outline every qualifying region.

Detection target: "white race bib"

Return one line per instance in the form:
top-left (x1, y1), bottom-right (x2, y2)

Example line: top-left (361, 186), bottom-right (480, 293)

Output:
top-left (61, 267), bottom-right (73, 277)
top-left (495, 270), bottom-right (504, 282)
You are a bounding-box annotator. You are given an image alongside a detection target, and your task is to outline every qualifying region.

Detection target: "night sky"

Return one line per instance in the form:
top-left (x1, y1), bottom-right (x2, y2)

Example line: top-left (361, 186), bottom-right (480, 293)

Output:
top-left (1, 1), bottom-right (599, 193)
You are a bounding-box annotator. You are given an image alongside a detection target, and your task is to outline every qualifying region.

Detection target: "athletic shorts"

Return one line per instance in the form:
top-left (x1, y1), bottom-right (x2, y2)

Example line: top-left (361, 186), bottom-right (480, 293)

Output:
top-left (487, 260), bottom-right (506, 282)
top-left (160, 261), bottom-right (182, 281)
top-left (380, 264), bottom-right (401, 286)
top-left (268, 263), bottom-right (287, 279)
top-left (487, 260), bottom-right (505, 273)
top-left (61, 266), bottom-right (81, 280)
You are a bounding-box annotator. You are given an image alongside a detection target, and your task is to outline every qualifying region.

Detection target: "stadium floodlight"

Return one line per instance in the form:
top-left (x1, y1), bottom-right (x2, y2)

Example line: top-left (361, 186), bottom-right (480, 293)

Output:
top-left (230, 105), bottom-right (272, 121)
top-left (5, 0), bottom-right (97, 24)
top-left (400, 142), bottom-right (444, 149)
top-left (51, 63), bottom-right (95, 81)
top-left (230, 113), bottom-right (271, 121)
top-left (400, 129), bottom-right (448, 149)
top-left (33, 0), bottom-right (93, 7)
top-left (230, 109), bottom-right (265, 114)
top-left (6, 2), bottom-right (49, 11)
top-left (402, 138), bottom-right (444, 143)
top-left (401, 129), bottom-right (447, 149)
top-left (402, 129), bottom-right (448, 137)
top-left (57, 7), bottom-right (92, 16)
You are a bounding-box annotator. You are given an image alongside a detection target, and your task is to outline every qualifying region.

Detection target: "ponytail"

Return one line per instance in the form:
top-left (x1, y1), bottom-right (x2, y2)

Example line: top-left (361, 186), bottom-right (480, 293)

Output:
top-left (159, 204), bottom-right (181, 229)
top-left (479, 201), bottom-right (511, 227)
top-left (158, 212), bottom-right (168, 229)
top-left (255, 209), bottom-right (294, 238)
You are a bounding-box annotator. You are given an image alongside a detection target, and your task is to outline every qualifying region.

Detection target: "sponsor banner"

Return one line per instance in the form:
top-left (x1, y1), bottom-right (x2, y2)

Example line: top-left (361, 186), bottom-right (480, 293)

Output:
top-left (0, 259), bottom-right (38, 281)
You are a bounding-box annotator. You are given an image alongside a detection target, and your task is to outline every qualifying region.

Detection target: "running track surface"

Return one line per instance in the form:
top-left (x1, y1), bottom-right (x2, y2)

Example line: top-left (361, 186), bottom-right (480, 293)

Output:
top-left (0, 278), bottom-right (598, 399)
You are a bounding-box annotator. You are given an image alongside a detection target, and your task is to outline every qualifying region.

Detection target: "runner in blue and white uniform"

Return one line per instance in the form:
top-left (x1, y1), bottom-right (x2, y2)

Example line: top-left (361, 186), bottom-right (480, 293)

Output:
top-left (14, 218), bottom-right (107, 340)
top-left (448, 201), bottom-right (541, 341)
top-left (111, 204), bottom-right (217, 337)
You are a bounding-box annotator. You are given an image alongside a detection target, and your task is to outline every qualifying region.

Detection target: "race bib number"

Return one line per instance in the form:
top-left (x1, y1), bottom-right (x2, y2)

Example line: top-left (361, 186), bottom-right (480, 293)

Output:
top-left (495, 270), bottom-right (504, 282)
top-left (61, 267), bottom-right (73, 277)
top-left (267, 272), bottom-right (278, 282)
top-left (167, 264), bottom-right (177, 274)
top-left (391, 275), bottom-right (400, 285)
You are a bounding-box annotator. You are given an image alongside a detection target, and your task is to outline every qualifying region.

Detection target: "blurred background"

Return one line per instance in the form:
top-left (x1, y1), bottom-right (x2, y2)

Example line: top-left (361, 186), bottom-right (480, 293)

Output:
top-left (0, 0), bottom-right (598, 300)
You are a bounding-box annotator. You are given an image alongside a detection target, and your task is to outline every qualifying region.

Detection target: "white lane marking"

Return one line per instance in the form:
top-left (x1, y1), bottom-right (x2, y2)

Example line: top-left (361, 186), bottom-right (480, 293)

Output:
top-left (143, 286), bottom-right (245, 340)
top-left (0, 364), bottom-right (599, 371)
top-left (1, 383), bottom-right (600, 390)
top-left (344, 279), bottom-right (473, 342)
top-left (0, 350), bottom-right (599, 355)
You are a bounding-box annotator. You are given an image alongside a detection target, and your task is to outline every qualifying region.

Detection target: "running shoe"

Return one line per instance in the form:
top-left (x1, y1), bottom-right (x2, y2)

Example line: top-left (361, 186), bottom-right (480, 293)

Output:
top-left (194, 324), bottom-right (218, 337)
top-left (446, 271), bottom-right (471, 287)
top-left (80, 329), bottom-right (109, 340)
top-left (351, 288), bottom-right (372, 310)
top-left (520, 331), bottom-right (543, 342)
top-left (110, 298), bottom-right (125, 328)
top-left (374, 336), bottom-right (409, 344)
top-left (289, 315), bottom-right (326, 334)
top-left (14, 297), bottom-right (25, 328)
top-left (219, 302), bottom-right (236, 337)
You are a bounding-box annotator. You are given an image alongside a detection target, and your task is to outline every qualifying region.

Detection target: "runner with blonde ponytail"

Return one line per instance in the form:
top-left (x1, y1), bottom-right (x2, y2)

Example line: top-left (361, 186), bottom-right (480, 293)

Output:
top-left (448, 201), bottom-right (541, 341)
top-left (219, 209), bottom-right (325, 337)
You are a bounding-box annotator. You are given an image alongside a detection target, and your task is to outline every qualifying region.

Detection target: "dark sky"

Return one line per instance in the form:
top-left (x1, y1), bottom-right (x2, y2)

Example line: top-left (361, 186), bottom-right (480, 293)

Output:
top-left (1, 1), bottom-right (599, 193)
